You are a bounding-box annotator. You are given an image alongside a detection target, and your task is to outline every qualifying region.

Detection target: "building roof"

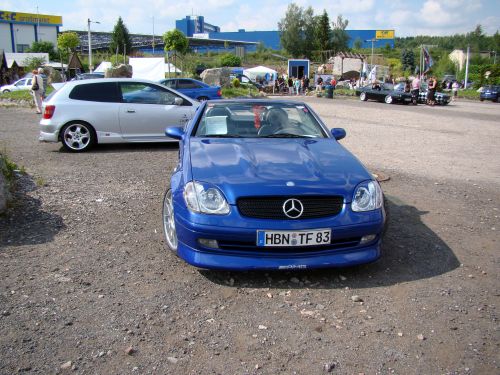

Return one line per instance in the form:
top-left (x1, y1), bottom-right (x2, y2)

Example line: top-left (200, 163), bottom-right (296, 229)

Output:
top-left (5, 53), bottom-right (49, 68)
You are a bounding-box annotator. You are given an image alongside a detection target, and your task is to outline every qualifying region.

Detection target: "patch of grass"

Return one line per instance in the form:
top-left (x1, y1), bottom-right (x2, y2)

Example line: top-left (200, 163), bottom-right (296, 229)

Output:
top-left (222, 85), bottom-right (260, 98)
top-left (457, 89), bottom-right (480, 100)
top-left (35, 176), bottom-right (46, 187)
top-left (0, 149), bottom-right (22, 182)
top-left (0, 86), bottom-right (54, 101)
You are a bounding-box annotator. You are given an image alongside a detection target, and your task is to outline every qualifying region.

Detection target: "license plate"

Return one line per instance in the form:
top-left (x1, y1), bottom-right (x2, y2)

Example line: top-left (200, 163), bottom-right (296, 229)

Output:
top-left (257, 229), bottom-right (331, 247)
top-left (404, 98), bottom-right (411, 101)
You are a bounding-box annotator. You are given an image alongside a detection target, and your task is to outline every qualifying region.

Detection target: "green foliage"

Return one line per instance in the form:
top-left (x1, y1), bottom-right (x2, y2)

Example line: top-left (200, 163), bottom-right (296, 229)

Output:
top-left (331, 14), bottom-right (349, 54)
top-left (278, 3), bottom-right (306, 58)
top-left (0, 149), bottom-right (21, 183)
top-left (28, 41), bottom-right (57, 61)
top-left (316, 10), bottom-right (331, 51)
top-left (163, 29), bottom-right (189, 55)
top-left (353, 38), bottom-right (362, 50)
top-left (57, 32), bottom-right (79, 52)
top-left (22, 56), bottom-right (47, 72)
top-left (110, 17), bottom-right (132, 55)
top-left (387, 58), bottom-right (403, 77)
top-left (232, 78), bottom-right (240, 88)
top-left (219, 53), bottom-right (241, 67)
top-left (401, 49), bottom-right (415, 73)
top-left (222, 85), bottom-right (259, 98)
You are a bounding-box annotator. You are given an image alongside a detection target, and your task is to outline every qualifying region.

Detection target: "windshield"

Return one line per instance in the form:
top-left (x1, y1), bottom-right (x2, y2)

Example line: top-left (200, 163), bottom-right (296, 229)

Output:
top-left (194, 103), bottom-right (328, 138)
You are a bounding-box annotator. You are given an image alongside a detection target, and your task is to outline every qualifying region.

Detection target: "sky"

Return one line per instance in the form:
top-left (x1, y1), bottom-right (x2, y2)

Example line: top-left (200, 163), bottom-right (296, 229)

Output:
top-left (1, 0), bottom-right (499, 37)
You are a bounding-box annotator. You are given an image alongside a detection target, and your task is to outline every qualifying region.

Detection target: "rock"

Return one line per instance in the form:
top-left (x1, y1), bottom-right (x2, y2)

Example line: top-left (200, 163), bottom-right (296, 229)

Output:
top-left (105, 64), bottom-right (133, 78)
top-left (60, 361), bottom-right (72, 370)
top-left (339, 275), bottom-right (347, 281)
top-left (266, 293), bottom-right (273, 298)
top-left (125, 346), bottom-right (135, 355)
top-left (324, 362), bottom-right (336, 372)
top-left (200, 67), bottom-right (231, 88)
top-left (351, 295), bottom-right (363, 302)
top-left (167, 357), bottom-right (178, 364)
top-left (417, 334), bottom-right (425, 340)
top-left (398, 332), bottom-right (404, 337)
top-left (258, 325), bottom-right (268, 330)
top-left (290, 277), bottom-right (300, 284)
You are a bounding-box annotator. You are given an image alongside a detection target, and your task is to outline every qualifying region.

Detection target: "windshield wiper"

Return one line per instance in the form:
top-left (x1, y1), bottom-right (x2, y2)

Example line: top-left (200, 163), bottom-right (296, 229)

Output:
top-left (260, 133), bottom-right (306, 138)
top-left (202, 134), bottom-right (242, 138)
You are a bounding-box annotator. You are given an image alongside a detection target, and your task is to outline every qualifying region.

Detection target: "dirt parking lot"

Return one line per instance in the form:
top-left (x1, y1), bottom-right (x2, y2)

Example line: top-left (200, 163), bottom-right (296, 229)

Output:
top-left (0, 97), bottom-right (499, 374)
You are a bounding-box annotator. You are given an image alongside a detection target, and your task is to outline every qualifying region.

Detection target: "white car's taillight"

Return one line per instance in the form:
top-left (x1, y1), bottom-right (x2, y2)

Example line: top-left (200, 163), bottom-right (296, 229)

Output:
top-left (43, 105), bottom-right (55, 119)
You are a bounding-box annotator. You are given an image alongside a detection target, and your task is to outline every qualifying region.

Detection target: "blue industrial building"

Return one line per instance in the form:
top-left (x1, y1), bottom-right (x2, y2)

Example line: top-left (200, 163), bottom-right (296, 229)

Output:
top-left (175, 16), bottom-right (395, 51)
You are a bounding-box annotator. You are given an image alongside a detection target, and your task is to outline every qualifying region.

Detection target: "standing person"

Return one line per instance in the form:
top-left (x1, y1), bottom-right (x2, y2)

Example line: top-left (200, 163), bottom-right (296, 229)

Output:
top-left (452, 81), bottom-right (459, 101)
top-left (30, 69), bottom-right (44, 114)
top-left (38, 68), bottom-right (47, 99)
top-left (316, 76), bottom-right (323, 94)
top-left (411, 76), bottom-right (421, 105)
top-left (303, 76), bottom-right (310, 95)
top-left (287, 77), bottom-right (293, 95)
top-left (427, 76), bottom-right (437, 106)
top-left (294, 77), bottom-right (301, 96)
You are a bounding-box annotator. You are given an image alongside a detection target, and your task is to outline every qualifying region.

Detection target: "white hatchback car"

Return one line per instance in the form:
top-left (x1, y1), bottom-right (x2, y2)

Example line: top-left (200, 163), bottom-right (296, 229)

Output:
top-left (1, 77), bottom-right (33, 93)
top-left (39, 78), bottom-right (199, 152)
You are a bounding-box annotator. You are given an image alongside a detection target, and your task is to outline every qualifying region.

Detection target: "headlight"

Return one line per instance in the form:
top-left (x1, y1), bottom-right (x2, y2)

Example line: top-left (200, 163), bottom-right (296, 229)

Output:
top-left (183, 181), bottom-right (230, 215)
top-left (352, 180), bottom-right (383, 212)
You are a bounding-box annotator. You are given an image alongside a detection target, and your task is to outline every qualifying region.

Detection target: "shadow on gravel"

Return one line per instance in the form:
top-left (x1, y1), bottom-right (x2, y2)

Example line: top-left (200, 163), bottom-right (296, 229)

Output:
top-left (0, 173), bottom-right (64, 247)
top-left (200, 196), bottom-right (460, 289)
top-left (54, 143), bottom-right (179, 154)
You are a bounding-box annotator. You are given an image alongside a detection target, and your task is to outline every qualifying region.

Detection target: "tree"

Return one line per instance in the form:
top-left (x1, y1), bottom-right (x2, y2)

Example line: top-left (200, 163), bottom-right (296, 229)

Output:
top-left (278, 3), bottom-right (304, 58)
top-left (28, 41), bottom-right (57, 61)
top-left (219, 53), bottom-right (241, 67)
top-left (302, 7), bottom-right (319, 58)
top-left (401, 49), bottom-right (416, 73)
top-left (316, 10), bottom-right (331, 51)
top-left (57, 32), bottom-right (80, 66)
top-left (110, 17), bottom-right (132, 56)
top-left (163, 29), bottom-right (189, 76)
top-left (23, 56), bottom-right (47, 72)
top-left (331, 15), bottom-right (349, 54)
top-left (353, 38), bottom-right (362, 50)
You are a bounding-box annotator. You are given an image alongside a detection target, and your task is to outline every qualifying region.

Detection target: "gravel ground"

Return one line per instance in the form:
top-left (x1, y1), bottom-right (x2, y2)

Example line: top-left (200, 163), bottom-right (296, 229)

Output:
top-left (0, 98), bottom-right (499, 374)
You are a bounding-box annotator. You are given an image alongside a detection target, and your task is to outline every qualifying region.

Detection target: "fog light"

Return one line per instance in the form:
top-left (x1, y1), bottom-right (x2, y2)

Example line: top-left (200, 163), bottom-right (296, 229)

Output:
top-left (198, 238), bottom-right (219, 249)
top-left (360, 234), bottom-right (377, 245)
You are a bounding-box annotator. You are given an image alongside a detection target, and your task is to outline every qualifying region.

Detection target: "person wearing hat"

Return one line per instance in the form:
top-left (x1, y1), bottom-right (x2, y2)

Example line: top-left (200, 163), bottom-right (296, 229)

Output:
top-left (38, 67), bottom-right (47, 99)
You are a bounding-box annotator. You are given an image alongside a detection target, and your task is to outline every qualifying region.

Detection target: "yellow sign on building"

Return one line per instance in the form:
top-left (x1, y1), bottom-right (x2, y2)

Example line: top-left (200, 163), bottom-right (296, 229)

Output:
top-left (375, 30), bottom-right (395, 39)
top-left (0, 10), bottom-right (62, 26)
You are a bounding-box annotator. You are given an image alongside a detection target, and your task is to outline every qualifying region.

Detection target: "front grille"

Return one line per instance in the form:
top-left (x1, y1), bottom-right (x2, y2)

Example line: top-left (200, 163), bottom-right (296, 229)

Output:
top-left (237, 196), bottom-right (344, 220)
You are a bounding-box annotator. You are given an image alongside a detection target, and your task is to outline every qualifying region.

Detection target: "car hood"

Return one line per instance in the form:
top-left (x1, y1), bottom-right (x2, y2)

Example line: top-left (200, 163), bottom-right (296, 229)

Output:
top-left (188, 138), bottom-right (372, 203)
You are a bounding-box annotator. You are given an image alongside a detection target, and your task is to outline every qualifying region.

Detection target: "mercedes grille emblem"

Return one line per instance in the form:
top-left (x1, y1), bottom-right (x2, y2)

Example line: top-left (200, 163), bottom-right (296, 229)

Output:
top-left (283, 198), bottom-right (304, 219)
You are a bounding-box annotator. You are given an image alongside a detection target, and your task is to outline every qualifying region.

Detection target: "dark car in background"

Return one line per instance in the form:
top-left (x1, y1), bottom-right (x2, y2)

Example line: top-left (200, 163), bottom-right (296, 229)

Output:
top-left (394, 82), bottom-right (451, 105)
top-left (159, 78), bottom-right (221, 101)
top-left (356, 83), bottom-right (413, 104)
top-left (480, 85), bottom-right (499, 102)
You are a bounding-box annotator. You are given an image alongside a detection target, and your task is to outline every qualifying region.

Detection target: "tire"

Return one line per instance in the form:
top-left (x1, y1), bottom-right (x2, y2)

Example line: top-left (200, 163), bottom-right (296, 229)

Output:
top-left (359, 92), bottom-right (367, 101)
top-left (162, 189), bottom-right (178, 253)
top-left (197, 96), bottom-right (209, 102)
top-left (384, 95), bottom-right (393, 104)
top-left (2, 89), bottom-right (10, 93)
top-left (60, 121), bottom-right (96, 152)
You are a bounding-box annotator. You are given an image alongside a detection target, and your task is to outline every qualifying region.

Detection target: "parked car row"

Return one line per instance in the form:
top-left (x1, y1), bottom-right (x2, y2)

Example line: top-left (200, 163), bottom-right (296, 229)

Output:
top-left (480, 85), bottom-right (499, 102)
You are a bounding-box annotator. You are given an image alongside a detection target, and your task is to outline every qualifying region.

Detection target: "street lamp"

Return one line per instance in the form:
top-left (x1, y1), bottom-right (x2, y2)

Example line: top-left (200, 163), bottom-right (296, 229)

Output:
top-left (152, 16), bottom-right (155, 54)
top-left (87, 18), bottom-right (100, 73)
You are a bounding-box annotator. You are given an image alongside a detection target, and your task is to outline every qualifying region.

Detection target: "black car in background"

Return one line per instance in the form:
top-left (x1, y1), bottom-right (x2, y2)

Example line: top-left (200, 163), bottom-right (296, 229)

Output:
top-left (356, 83), bottom-right (413, 104)
top-left (393, 82), bottom-right (451, 105)
top-left (480, 85), bottom-right (499, 102)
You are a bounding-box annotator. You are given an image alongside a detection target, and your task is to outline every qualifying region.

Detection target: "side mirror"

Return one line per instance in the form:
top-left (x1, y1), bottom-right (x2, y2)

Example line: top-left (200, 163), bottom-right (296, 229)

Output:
top-left (174, 97), bottom-right (183, 106)
top-left (166, 126), bottom-right (185, 140)
top-left (331, 128), bottom-right (346, 141)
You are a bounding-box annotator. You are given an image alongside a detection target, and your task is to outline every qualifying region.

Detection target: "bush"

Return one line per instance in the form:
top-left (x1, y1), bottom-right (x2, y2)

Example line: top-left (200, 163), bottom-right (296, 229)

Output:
top-left (219, 54), bottom-right (241, 67)
top-left (232, 78), bottom-right (240, 88)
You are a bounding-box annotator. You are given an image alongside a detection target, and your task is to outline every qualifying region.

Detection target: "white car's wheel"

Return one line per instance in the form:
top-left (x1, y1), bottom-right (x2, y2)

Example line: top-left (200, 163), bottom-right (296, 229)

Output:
top-left (61, 122), bottom-right (96, 152)
top-left (359, 92), bottom-right (367, 101)
top-left (162, 189), bottom-right (178, 252)
top-left (384, 95), bottom-right (393, 104)
top-left (2, 89), bottom-right (10, 93)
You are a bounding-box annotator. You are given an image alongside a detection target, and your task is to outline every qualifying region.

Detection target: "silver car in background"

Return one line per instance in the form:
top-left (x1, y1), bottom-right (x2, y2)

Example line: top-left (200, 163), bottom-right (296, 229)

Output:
top-left (39, 78), bottom-right (199, 152)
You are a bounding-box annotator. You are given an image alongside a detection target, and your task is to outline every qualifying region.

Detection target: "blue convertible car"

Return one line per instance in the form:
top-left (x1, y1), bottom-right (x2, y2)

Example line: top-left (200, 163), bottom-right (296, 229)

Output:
top-left (162, 99), bottom-right (386, 270)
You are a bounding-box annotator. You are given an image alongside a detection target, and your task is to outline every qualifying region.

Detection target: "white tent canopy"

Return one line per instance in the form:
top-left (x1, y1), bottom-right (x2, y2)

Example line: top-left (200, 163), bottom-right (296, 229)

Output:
top-left (94, 61), bottom-right (112, 73)
top-left (243, 65), bottom-right (277, 83)
top-left (129, 57), bottom-right (165, 80)
top-left (165, 63), bottom-right (181, 74)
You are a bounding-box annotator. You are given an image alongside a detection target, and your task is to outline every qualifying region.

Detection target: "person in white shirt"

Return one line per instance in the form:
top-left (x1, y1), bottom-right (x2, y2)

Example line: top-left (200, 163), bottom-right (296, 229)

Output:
top-left (31, 69), bottom-right (44, 114)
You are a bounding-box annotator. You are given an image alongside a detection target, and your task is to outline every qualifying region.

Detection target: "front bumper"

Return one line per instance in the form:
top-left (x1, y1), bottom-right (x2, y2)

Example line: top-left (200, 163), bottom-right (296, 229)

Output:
top-left (173, 208), bottom-right (385, 270)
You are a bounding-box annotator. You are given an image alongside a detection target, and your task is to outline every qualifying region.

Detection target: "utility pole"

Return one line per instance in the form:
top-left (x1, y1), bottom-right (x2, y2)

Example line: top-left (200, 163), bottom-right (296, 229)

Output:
top-left (152, 16), bottom-right (155, 54)
top-left (365, 38), bottom-right (378, 69)
top-left (464, 45), bottom-right (470, 89)
top-left (87, 18), bottom-right (100, 73)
